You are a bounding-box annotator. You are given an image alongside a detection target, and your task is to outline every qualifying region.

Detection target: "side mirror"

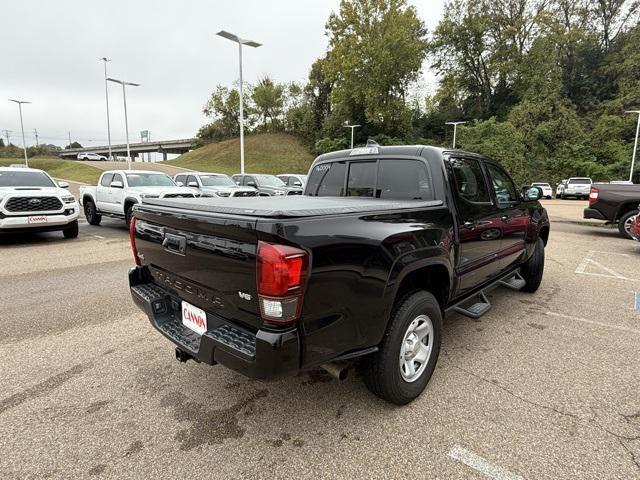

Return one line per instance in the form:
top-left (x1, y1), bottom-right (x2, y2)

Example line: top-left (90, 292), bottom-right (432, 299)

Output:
top-left (188, 181), bottom-right (199, 188)
top-left (293, 181), bottom-right (302, 187)
top-left (176, 181), bottom-right (184, 187)
top-left (523, 186), bottom-right (542, 201)
top-left (58, 181), bottom-right (69, 189)
top-left (110, 180), bottom-right (124, 189)
top-left (247, 181), bottom-right (256, 187)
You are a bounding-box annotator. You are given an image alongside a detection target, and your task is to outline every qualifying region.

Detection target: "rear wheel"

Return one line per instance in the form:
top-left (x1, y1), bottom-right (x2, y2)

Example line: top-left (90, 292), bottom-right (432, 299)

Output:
top-left (84, 201), bottom-right (101, 225)
top-left (618, 210), bottom-right (638, 238)
top-left (521, 237), bottom-right (545, 293)
top-left (361, 291), bottom-right (442, 405)
top-left (62, 220), bottom-right (79, 238)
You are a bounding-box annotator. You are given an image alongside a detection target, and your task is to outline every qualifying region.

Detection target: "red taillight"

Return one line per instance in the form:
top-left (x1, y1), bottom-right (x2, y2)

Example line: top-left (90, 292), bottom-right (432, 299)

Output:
top-left (129, 216), bottom-right (141, 266)
top-left (256, 241), bottom-right (308, 324)
top-left (589, 186), bottom-right (599, 205)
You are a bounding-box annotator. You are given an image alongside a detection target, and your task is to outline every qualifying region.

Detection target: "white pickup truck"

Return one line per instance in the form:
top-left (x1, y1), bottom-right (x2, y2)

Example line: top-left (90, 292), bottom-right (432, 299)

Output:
top-left (79, 170), bottom-right (197, 226)
top-left (0, 166), bottom-right (79, 237)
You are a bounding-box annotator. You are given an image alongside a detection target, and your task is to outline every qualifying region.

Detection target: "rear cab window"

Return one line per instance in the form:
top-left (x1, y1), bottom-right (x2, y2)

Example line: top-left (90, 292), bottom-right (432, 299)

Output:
top-left (305, 158), bottom-right (433, 200)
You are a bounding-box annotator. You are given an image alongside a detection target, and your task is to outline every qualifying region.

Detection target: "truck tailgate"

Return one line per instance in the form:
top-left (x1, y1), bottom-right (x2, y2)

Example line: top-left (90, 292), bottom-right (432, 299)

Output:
top-left (133, 205), bottom-right (262, 330)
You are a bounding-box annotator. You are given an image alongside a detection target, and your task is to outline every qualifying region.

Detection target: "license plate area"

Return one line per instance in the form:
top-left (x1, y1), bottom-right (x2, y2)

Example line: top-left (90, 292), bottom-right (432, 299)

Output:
top-left (181, 300), bottom-right (207, 335)
top-left (28, 216), bottom-right (48, 224)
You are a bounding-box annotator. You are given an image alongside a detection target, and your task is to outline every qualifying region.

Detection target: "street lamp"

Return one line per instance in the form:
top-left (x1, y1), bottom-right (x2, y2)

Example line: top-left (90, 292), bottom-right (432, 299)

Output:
top-left (625, 110), bottom-right (640, 183)
top-left (8, 99), bottom-right (31, 166)
top-left (344, 123), bottom-right (361, 149)
top-left (216, 30), bottom-right (262, 174)
top-left (100, 57), bottom-right (113, 161)
top-left (106, 77), bottom-right (140, 170)
top-left (445, 121), bottom-right (467, 149)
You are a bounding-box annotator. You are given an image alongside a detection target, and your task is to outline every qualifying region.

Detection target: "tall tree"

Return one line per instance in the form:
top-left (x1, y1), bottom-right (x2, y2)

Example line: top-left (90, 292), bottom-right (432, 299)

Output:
top-left (252, 77), bottom-right (285, 130)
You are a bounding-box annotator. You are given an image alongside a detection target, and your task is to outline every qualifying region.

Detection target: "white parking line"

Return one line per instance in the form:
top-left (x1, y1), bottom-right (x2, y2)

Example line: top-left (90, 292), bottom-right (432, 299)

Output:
top-left (545, 312), bottom-right (640, 335)
top-left (448, 445), bottom-right (524, 480)
top-left (575, 250), bottom-right (634, 280)
top-left (93, 235), bottom-right (105, 240)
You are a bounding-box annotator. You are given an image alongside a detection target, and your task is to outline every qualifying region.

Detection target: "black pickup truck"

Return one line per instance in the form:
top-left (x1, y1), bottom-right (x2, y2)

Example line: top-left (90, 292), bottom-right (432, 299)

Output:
top-left (583, 183), bottom-right (640, 237)
top-left (128, 145), bottom-right (550, 404)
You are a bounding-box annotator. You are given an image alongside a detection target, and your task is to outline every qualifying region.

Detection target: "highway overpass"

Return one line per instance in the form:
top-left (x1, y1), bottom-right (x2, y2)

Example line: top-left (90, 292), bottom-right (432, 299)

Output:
top-left (58, 138), bottom-right (196, 160)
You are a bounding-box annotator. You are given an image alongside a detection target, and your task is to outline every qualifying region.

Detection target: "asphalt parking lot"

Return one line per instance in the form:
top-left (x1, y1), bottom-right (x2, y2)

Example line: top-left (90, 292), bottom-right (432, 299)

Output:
top-left (1, 200), bottom-right (639, 479)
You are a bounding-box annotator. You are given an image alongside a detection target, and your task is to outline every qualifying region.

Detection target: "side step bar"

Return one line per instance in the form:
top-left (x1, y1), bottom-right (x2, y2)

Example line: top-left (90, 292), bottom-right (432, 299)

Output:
top-left (449, 269), bottom-right (525, 320)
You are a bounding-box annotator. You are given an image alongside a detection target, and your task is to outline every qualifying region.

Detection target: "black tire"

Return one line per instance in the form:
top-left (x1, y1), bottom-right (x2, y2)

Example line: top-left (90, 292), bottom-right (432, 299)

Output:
top-left (62, 220), bottom-right (79, 238)
top-left (618, 210), bottom-right (638, 238)
top-left (361, 291), bottom-right (442, 405)
top-left (560, 193), bottom-right (566, 200)
top-left (521, 237), bottom-right (545, 293)
top-left (84, 200), bottom-right (102, 225)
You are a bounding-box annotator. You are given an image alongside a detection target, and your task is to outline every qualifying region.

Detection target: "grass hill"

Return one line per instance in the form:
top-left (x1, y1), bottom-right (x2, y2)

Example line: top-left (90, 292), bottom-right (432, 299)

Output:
top-left (0, 157), bottom-right (102, 184)
top-left (167, 133), bottom-right (315, 175)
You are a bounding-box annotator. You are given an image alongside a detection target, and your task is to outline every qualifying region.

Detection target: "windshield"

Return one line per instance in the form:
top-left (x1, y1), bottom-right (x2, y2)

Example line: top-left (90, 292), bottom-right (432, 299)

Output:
top-left (125, 173), bottom-right (175, 187)
top-left (568, 178), bottom-right (591, 185)
top-left (199, 175), bottom-right (236, 187)
top-left (255, 175), bottom-right (286, 187)
top-left (0, 171), bottom-right (55, 187)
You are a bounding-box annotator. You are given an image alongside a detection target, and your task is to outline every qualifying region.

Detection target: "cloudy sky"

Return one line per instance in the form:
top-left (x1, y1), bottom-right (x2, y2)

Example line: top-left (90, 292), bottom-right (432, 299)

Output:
top-left (0, 0), bottom-right (445, 149)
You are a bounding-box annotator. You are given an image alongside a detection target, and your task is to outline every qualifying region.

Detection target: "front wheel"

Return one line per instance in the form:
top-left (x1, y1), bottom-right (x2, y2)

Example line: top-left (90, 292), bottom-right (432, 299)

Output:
top-left (618, 210), bottom-right (638, 238)
top-left (361, 291), bottom-right (442, 405)
top-left (521, 237), bottom-right (545, 293)
top-left (62, 220), bottom-right (79, 238)
top-left (84, 201), bottom-right (101, 225)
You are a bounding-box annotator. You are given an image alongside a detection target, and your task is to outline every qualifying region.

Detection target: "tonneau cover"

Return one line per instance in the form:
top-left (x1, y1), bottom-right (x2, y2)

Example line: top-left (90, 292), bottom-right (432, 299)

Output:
top-left (140, 195), bottom-right (444, 218)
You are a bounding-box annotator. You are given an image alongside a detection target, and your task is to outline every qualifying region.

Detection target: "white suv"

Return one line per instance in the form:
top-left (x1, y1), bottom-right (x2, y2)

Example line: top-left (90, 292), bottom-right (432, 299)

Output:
top-left (531, 182), bottom-right (552, 199)
top-left (0, 167), bottom-right (79, 238)
top-left (561, 177), bottom-right (593, 200)
top-left (77, 152), bottom-right (107, 161)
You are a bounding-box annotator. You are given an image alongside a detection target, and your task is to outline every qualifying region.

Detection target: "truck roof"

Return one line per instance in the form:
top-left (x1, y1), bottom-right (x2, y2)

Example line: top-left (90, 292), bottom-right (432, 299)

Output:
top-left (314, 144), bottom-right (480, 165)
top-left (141, 195), bottom-right (444, 218)
top-left (102, 169), bottom-right (170, 175)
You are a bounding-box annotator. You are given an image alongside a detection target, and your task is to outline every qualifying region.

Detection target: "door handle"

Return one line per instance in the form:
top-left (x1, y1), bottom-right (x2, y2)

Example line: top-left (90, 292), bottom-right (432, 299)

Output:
top-left (463, 221), bottom-right (476, 229)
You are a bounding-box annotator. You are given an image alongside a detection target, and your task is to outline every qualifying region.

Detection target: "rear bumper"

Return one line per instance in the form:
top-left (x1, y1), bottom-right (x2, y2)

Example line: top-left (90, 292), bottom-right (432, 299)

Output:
top-left (129, 266), bottom-right (300, 379)
top-left (583, 207), bottom-right (607, 221)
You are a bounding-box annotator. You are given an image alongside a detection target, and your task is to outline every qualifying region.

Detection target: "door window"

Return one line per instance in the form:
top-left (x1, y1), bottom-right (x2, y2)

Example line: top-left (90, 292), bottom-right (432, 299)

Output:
top-left (377, 159), bottom-right (432, 200)
top-left (111, 173), bottom-right (123, 186)
top-left (450, 158), bottom-right (490, 203)
top-left (244, 176), bottom-right (256, 187)
top-left (186, 175), bottom-right (198, 187)
top-left (485, 163), bottom-right (519, 207)
top-left (100, 173), bottom-right (113, 187)
top-left (175, 174), bottom-right (186, 185)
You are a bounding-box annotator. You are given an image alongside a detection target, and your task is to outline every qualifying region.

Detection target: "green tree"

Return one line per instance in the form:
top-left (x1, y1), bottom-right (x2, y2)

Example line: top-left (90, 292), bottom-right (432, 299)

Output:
top-left (323, 0), bottom-right (428, 137)
top-left (252, 77), bottom-right (285, 131)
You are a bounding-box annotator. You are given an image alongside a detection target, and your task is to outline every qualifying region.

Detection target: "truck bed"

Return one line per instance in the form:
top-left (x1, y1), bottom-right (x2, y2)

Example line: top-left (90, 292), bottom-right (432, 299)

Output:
top-left (141, 195), bottom-right (444, 218)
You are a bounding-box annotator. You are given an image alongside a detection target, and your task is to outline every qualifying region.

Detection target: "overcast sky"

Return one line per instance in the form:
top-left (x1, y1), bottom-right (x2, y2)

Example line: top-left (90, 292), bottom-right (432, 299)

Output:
top-left (0, 0), bottom-right (445, 149)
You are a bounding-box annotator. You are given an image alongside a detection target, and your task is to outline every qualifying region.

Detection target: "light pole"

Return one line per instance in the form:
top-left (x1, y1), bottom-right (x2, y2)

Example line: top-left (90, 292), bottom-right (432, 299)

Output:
top-left (445, 121), bottom-right (467, 149)
top-left (344, 124), bottom-right (361, 149)
top-left (107, 77), bottom-right (140, 170)
top-left (100, 57), bottom-right (113, 160)
top-left (217, 30), bottom-right (262, 174)
top-left (625, 110), bottom-right (640, 183)
top-left (9, 99), bottom-right (31, 166)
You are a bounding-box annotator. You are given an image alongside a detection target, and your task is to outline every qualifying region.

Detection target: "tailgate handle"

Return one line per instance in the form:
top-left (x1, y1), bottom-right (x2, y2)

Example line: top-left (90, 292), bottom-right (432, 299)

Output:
top-left (162, 233), bottom-right (187, 256)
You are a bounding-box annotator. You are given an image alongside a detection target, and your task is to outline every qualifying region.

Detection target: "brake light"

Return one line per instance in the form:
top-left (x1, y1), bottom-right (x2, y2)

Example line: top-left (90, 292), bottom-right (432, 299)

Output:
top-left (589, 186), bottom-right (599, 205)
top-left (129, 216), bottom-right (141, 266)
top-left (256, 241), bottom-right (308, 324)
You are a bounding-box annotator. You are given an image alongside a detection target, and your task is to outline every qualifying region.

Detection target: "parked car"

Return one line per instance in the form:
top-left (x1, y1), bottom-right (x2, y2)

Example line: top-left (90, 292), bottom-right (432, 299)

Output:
top-left (531, 182), bottom-right (552, 199)
top-left (555, 180), bottom-right (567, 198)
top-left (561, 177), bottom-right (592, 199)
top-left (79, 170), bottom-right (197, 226)
top-left (174, 172), bottom-right (257, 197)
top-left (277, 174), bottom-right (308, 189)
top-left (128, 144), bottom-right (550, 405)
top-left (0, 166), bottom-right (79, 237)
top-left (231, 173), bottom-right (303, 196)
top-left (584, 183), bottom-right (640, 237)
top-left (77, 152), bottom-right (107, 161)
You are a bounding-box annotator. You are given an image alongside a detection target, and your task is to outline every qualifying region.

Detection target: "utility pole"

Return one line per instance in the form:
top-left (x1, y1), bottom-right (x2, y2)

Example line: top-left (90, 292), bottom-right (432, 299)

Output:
top-left (344, 123), bottom-right (361, 149)
top-left (68, 131), bottom-right (72, 148)
top-left (625, 110), bottom-right (640, 183)
top-left (9, 99), bottom-right (31, 166)
top-left (33, 128), bottom-right (39, 146)
top-left (100, 57), bottom-right (113, 160)
top-left (216, 30), bottom-right (262, 174)
top-left (445, 121), bottom-right (467, 149)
